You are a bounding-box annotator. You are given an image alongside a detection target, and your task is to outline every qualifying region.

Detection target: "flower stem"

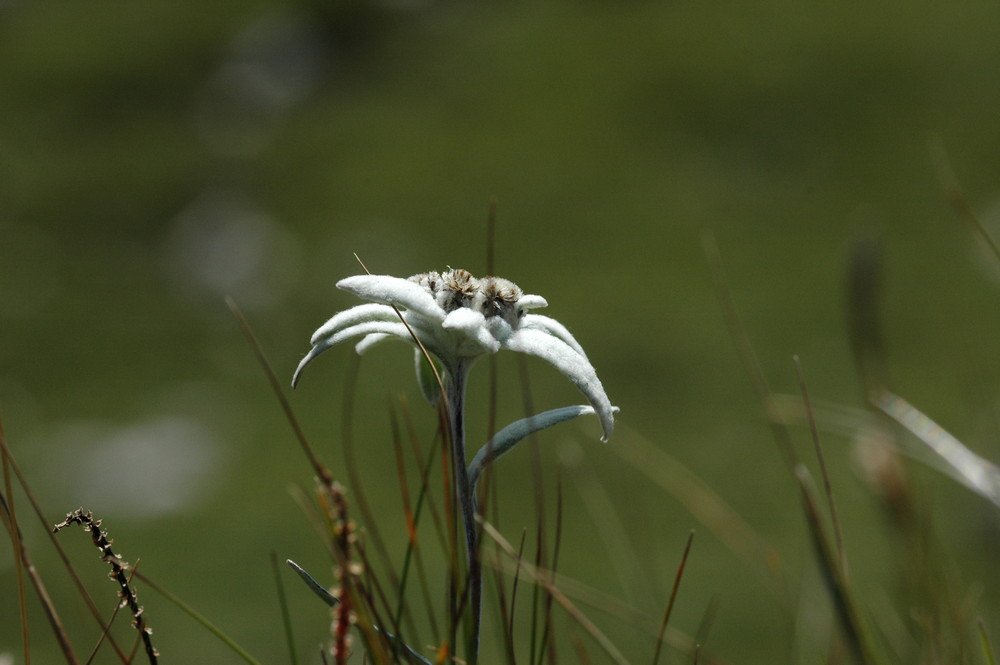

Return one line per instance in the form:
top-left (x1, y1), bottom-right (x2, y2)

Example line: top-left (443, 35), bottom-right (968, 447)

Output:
top-left (447, 361), bottom-right (481, 664)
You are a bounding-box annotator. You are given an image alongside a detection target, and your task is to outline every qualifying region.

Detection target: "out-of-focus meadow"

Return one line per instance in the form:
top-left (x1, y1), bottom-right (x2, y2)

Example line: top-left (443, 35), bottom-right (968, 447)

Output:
top-left (3, 2), bottom-right (1000, 663)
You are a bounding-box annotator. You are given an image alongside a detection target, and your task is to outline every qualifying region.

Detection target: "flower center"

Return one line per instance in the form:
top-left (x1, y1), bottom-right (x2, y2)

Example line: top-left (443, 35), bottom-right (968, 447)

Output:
top-left (410, 269), bottom-right (525, 326)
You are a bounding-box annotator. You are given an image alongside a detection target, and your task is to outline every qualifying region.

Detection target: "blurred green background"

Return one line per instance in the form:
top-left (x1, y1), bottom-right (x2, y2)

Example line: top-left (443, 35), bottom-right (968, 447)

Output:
top-left (3, 1), bottom-right (1000, 663)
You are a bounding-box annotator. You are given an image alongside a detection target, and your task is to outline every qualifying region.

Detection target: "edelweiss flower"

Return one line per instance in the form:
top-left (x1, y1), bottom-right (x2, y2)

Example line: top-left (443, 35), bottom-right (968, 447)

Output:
top-left (292, 269), bottom-right (614, 441)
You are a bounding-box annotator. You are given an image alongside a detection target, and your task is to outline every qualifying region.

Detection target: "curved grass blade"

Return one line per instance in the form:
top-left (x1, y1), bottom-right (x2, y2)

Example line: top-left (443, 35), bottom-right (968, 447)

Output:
top-left (875, 390), bottom-right (1000, 507)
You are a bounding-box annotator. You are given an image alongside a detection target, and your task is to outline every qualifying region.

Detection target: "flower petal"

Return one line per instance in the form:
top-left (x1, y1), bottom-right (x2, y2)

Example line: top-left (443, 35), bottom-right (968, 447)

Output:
top-left (308, 303), bottom-right (398, 345)
top-left (292, 320), bottom-right (411, 387)
top-left (502, 328), bottom-right (615, 441)
top-left (341, 317), bottom-right (455, 375)
top-left (354, 332), bottom-right (392, 354)
top-left (518, 294), bottom-right (548, 311)
top-left (337, 275), bottom-right (446, 322)
top-left (520, 314), bottom-right (588, 358)
top-left (442, 307), bottom-right (501, 354)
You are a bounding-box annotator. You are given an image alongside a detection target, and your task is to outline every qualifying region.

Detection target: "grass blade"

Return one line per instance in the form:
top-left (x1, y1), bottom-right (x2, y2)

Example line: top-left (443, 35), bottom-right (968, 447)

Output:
top-left (615, 433), bottom-right (783, 588)
top-left (702, 230), bottom-right (797, 468)
top-left (1, 425), bottom-right (84, 664)
top-left (134, 570), bottom-right (264, 665)
top-left (341, 353), bottom-right (402, 592)
top-left (500, 528), bottom-right (528, 664)
top-left (570, 629), bottom-right (596, 665)
top-left (571, 444), bottom-right (653, 610)
top-left (287, 558), bottom-right (337, 607)
top-left (931, 137), bottom-right (1000, 265)
top-left (387, 401), bottom-right (422, 643)
top-left (535, 466), bottom-right (563, 665)
top-left (272, 552), bottom-right (300, 665)
top-left (875, 390), bottom-right (1000, 507)
top-left (391, 404), bottom-right (448, 648)
top-left (845, 232), bottom-right (888, 398)
top-left (651, 531), bottom-right (695, 665)
top-left (979, 618), bottom-right (997, 665)
top-left (793, 465), bottom-right (877, 665)
top-left (1, 417), bottom-right (32, 665)
top-left (692, 597), bottom-right (718, 662)
top-left (795, 356), bottom-right (847, 577)
top-left (482, 519), bottom-right (633, 665)
top-left (226, 297), bottom-right (335, 488)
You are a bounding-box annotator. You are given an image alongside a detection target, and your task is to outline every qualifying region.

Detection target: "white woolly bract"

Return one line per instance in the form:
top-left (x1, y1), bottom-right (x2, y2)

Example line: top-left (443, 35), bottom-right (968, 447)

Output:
top-left (294, 268), bottom-right (616, 442)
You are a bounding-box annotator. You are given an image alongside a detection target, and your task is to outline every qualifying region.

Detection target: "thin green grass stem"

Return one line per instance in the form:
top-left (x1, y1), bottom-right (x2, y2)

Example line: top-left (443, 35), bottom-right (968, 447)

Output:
top-left (481, 521), bottom-right (632, 665)
top-left (392, 427), bottom-right (446, 646)
top-left (979, 619), bottom-right (997, 665)
top-left (133, 570), bottom-right (264, 665)
top-left (793, 466), bottom-right (880, 665)
top-left (1, 425), bottom-right (94, 665)
top-left (534, 468), bottom-right (563, 665)
top-left (795, 355), bottom-right (848, 578)
top-left (341, 354), bottom-right (402, 593)
top-left (1, 420), bottom-right (32, 665)
top-left (651, 531), bottom-right (695, 665)
top-left (931, 138), bottom-right (1000, 265)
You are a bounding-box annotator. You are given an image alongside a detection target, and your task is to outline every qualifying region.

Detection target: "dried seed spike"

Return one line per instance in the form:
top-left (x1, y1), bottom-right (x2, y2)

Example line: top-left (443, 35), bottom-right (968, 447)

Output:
top-left (53, 509), bottom-right (159, 664)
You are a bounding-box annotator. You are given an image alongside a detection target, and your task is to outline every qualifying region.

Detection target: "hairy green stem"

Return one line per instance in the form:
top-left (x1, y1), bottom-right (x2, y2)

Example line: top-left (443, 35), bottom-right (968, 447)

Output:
top-left (447, 361), bottom-right (481, 664)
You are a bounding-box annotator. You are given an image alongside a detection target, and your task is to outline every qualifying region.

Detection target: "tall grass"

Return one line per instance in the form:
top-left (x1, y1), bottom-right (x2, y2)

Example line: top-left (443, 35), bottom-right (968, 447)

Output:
top-left (2, 208), bottom-right (999, 664)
